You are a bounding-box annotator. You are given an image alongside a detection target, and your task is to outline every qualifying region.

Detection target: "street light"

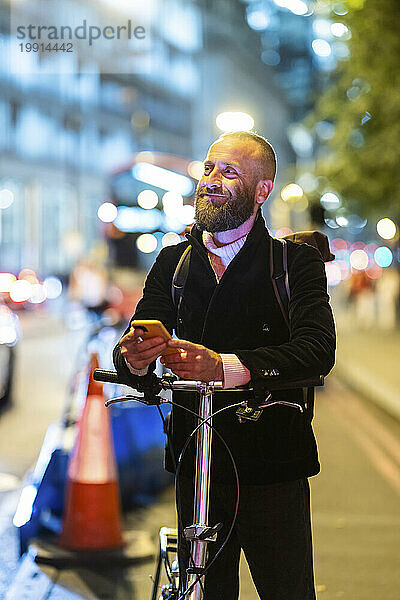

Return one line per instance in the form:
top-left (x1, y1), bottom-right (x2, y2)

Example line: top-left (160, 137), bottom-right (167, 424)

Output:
top-left (216, 112), bottom-right (254, 132)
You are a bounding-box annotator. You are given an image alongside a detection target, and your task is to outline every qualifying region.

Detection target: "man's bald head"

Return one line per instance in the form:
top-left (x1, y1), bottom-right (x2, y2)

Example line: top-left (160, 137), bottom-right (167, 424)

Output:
top-left (216, 130), bottom-right (277, 182)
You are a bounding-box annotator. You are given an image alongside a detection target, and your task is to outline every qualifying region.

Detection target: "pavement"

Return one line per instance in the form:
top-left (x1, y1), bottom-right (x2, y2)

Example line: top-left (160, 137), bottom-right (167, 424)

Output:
top-left (1, 310), bottom-right (400, 599)
top-left (334, 318), bottom-right (400, 420)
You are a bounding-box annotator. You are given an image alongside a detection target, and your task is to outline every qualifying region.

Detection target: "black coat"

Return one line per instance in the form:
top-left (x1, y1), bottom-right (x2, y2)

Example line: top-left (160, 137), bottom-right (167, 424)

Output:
top-left (113, 213), bottom-right (336, 484)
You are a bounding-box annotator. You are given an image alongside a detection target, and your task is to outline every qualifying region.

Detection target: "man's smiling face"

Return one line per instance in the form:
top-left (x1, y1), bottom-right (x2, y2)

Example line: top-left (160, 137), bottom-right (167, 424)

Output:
top-left (195, 136), bottom-right (270, 232)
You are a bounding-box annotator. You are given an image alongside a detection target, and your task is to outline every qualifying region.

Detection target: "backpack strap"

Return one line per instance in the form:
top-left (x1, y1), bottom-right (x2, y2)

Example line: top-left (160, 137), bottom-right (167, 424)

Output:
top-left (269, 237), bottom-right (290, 330)
top-left (171, 245), bottom-right (191, 337)
top-left (270, 236), bottom-right (315, 421)
top-left (171, 245), bottom-right (191, 306)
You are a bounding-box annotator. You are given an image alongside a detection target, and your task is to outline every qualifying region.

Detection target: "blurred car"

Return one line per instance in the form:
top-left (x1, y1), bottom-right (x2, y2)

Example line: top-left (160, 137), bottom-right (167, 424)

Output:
top-left (0, 302), bottom-right (21, 410)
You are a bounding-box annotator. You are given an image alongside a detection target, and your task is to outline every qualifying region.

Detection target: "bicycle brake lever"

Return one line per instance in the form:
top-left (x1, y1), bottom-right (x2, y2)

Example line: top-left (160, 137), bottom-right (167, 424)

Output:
top-left (260, 400), bottom-right (304, 412)
top-left (236, 394), bottom-right (303, 422)
top-left (105, 394), bottom-right (164, 407)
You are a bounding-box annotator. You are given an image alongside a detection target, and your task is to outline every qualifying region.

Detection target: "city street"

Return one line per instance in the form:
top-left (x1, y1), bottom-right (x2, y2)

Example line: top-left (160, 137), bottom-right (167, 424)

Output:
top-left (1, 313), bottom-right (400, 599)
top-left (1, 0), bottom-right (399, 598)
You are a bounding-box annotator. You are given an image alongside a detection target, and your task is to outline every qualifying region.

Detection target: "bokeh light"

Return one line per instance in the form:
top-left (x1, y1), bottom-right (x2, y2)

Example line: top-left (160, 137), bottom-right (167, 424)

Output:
top-left (350, 241), bottom-right (365, 252)
top-left (274, 0), bottom-right (309, 15)
top-left (133, 163), bottom-right (194, 196)
top-left (18, 269), bottom-right (38, 284)
top-left (331, 22), bottom-right (349, 37)
top-left (332, 41), bottom-right (350, 60)
top-left (0, 325), bottom-right (17, 345)
top-left (187, 161), bottom-right (204, 180)
top-left (335, 259), bottom-right (350, 281)
top-left (364, 242), bottom-right (378, 258)
top-left (350, 249), bottom-right (369, 270)
top-left (291, 196), bottom-right (309, 212)
top-left (179, 204), bottom-right (196, 225)
top-left (336, 216), bottom-right (348, 227)
top-left (374, 246), bottom-right (393, 268)
top-left (135, 151), bottom-right (155, 164)
top-left (162, 232), bottom-right (181, 247)
top-left (324, 218), bottom-right (339, 229)
top-left (312, 39), bottom-right (332, 58)
top-left (281, 183), bottom-right (303, 202)
top-left (10, 280), bottom-right (32, 302)
top-left (98, 202), bottom-right (117, 223)
top-left (0, 189), bottom-right (14, 210)
top-left (216, 112), bottom-right (254, 132)
top-left (288, 0), bottom-right (309, 15)
top-left (316, 121), bottom-right (335, 140)
top-left (296, 172), bottom-right (318, 193)
top-left (366, 266), bottom-right (382, 280)
top-left (331, 238), bottom-right (348, 252)
top-left (0, 273), bottom-right (17, 293)
top-left (376, 218), bottom-right (396, 240)
top-left (320, 192), bottom-right (341, 210)
top-left (137, 189), bottom-right (159, 210)
top-left (333, 3), bottom-right (348, 16)
top-left (162, 191), bottom-right (184, 216)
top-left (43, 276), bottom-right (63, 299)
top-left (313, 19), bottom-right (332, 38)
top-left (261, 50), bottom-right (281, 66)
top-left (275, 227), bottom-right (293, 238)
top-left (29, 284), bottom-right (47, 304)
top-left (136, 233), bottom-right (158, 254)
top-left (246, 6), bottom-right (270, 31)
top-left (325, 262), bottom-right (342, 286)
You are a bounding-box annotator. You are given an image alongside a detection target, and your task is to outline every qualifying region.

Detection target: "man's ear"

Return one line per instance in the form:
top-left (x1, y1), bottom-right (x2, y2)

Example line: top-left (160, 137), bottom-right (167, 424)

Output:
top-left (256, 179), bottom-right (274, 205)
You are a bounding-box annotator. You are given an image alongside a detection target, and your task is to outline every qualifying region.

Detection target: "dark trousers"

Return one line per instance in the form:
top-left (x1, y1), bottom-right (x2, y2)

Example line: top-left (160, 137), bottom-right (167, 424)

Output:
top-left (177, 477), bottom-right (316, 600)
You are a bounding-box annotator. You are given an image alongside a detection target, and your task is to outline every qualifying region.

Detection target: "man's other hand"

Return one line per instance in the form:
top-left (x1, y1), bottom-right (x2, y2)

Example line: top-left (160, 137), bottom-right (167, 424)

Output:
top-left (119, 327), bottom-right (167, 370)
top-left (160, 339), bottom-right (224, 383)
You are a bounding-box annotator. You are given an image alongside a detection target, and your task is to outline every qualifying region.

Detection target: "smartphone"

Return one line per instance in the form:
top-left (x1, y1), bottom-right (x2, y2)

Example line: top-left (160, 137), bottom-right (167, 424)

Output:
top-left (131, 320), bottom-right (179, 356)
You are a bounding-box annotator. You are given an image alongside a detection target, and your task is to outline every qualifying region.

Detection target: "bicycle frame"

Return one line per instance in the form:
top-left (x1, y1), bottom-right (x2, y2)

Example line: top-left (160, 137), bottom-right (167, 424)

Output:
top-left (180, 381), bottom-right (222, 600)
top-left (94, 369), bottom-right (323, 600)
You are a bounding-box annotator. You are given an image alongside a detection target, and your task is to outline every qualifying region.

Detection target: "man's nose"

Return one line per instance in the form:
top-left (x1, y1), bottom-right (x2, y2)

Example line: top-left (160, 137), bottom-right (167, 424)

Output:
top-left (206, 181), bottom-right (222, 192)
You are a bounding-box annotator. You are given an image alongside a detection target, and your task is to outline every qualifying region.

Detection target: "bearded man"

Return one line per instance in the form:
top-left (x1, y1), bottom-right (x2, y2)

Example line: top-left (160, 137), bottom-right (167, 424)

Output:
top-left (113, 131), bottom-right (336, 599)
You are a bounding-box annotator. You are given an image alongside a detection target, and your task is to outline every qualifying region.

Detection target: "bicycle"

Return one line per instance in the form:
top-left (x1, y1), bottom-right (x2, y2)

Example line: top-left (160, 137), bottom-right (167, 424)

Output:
top-left (94, 368), bottom-right (324, 600)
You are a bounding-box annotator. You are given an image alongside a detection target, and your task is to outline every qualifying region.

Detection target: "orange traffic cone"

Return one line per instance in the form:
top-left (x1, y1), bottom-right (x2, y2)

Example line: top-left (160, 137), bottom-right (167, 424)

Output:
top-left (86, 352), bottom-right (103, 398)
top-left (60, 353), bottom-right (124, 551)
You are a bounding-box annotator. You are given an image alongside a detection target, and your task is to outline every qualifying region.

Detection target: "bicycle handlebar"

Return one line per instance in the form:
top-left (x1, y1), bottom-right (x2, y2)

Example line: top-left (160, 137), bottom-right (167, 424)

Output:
top-left (93, 369), bottom-right (121, 384)
top-left (93, 369), bottom-right (324, 392)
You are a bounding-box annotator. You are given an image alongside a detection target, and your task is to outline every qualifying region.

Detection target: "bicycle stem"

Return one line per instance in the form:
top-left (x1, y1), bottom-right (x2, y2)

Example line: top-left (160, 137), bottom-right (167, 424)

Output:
top-left (184, 381), bottom-right (222, 600)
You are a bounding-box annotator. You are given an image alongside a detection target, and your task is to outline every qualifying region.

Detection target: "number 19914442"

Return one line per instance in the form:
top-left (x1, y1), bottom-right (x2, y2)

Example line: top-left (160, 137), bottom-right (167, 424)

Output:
top-left (19, 43), bottom-right (73, 52)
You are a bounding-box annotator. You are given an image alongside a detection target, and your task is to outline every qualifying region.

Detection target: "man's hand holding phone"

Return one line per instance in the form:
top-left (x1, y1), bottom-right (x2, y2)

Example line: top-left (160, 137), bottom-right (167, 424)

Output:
top-left (119, 320), bottom-right (223, 382)
top-left (161, 339), bottom-right (224, 383)
top-left (119, 325), bottom-right (167, 371)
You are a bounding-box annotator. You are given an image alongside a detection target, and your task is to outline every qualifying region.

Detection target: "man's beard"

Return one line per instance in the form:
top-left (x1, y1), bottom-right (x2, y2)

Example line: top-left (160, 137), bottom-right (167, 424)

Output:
top-left (194, 184), bottom-right (255, 233)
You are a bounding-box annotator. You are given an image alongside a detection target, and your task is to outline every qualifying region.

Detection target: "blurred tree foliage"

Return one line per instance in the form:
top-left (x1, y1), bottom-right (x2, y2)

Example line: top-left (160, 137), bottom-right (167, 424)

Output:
top-left (309, 0), bottom-right (400, 219)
